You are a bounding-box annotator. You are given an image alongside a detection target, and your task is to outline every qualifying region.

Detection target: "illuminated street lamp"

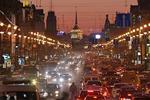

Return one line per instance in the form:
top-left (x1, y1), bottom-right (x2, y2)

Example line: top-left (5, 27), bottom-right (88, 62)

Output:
top-left (0, 22), bottom-right (4, 26)
top-left (13, 26), bottom-right (17, 30)
top-left (8, 24), bottom-right (11, 28)
top-left (7, 32), bottom-right (12, 35)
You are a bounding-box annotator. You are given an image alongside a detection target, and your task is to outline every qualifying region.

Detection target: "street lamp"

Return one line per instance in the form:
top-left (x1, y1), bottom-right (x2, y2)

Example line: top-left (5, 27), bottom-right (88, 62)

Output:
top-left (0, 22), bottom-right (4, 26)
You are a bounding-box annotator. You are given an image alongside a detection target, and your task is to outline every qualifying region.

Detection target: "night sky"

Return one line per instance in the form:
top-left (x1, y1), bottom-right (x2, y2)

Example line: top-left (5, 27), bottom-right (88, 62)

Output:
top-left (31, 0), bottom-right (137, 35)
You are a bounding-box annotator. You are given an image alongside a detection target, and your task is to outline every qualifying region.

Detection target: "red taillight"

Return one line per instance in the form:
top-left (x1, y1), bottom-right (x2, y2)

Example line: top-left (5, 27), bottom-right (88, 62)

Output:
top-left (120, 98), bottom-right (131, 100)
top-left (76, 97), bottom-right (81, 100)
top-left (93, 96), bottom-right (97, 99)
top-left (103, 91), bottom-right (107, 96)
top-left (128, 93), bottom-right (132, 96)
top-left (87, 90), bottom-right (94, 93)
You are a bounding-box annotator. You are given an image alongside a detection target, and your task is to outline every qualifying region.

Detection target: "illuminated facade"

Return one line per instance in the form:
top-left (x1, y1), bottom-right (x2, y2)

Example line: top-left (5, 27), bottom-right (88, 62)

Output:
top-left (70, 11), bottom-right (83, 50)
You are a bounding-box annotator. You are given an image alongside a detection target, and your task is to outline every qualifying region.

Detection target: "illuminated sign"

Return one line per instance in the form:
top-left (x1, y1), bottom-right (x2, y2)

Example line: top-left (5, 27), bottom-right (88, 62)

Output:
top-left (95, 34), bottom-right (101, 39)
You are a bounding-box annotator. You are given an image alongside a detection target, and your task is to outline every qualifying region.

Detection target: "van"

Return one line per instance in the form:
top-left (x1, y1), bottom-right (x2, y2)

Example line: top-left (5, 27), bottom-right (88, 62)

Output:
top-left (0, 85), bottom-right (40, 100)
top-left (121, 71), bottom-right (140, 88)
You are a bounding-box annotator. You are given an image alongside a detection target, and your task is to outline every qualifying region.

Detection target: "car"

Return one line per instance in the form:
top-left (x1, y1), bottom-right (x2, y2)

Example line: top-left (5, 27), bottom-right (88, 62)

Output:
top-left (84, 95), bottom-right (105, 100)
top-left (119, 85), bottom-right (137, 100)
top-left (133, 94), bottom-right (150, 100)
top-left (47, 83), bottom-right (61, 98)
top-left (39, 79), bottom-right (48, 99)
top-left (0, 84), bottom-right (40, 100)
top-left (145, 82), bottom-right (150, 94)
top-left (81, 75), bottom-right (100, 88)
top-left (77, 85), bottom-right (105, 100)
top-left (45, 71), bottom-right (60, 83)
top-left (121, 71), bottom-right (140, 88)
top-left (85, 80), bottom-right (101, 87)
top-left (112, 83), bottom-right (131, 98)
top-left (59, 74), bottom-right (72, 87)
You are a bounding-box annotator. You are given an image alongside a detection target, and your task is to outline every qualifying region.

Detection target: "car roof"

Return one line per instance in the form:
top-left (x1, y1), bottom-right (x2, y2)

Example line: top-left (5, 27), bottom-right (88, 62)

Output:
top-left (0, 85), bottom-right (38, 92)
top-left (2, 79), bottom-right (31, 85)
top-left (87, 80), bottom-right (101, 82)
top-left (84, 85), bottom-right (101, 91)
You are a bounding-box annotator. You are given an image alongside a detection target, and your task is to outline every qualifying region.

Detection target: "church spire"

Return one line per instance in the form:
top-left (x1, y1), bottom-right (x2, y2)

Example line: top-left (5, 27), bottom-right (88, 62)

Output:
top-left (75, 11), bottom-right (78, 25)
top-left (104, 14), bottom-right (110, 30)
top-left (73, 9), bottom-right (79, 30)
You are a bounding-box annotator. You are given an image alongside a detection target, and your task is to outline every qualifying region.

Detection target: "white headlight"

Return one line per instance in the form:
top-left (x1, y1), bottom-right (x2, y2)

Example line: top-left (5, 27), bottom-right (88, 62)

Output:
top-left (68, 78), bottom-right (71, 81)
top-left (53, 78), bottom-right (57, 82)
top-left (55, 91), bottom-right (59, 94)
top-left (55, 94), bottom-right (59, 97)
top-left (59, 78), bottom-right (64, 82)
top-left (68, 83), bottom-right (71, 86)
top-left (43, 92), bottom-right (48, 97)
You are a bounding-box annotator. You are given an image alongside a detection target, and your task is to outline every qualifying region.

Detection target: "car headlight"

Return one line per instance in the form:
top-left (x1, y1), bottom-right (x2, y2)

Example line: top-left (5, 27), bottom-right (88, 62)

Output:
top-left (52, 78), bottom-right (57, 82)
top-left (68, 83), bottom-right (71, 86)
top-left (68, 78), bottom-right (71, 81)
top-left (55, 91), bottom-right (59, 94)
top-left (42, 92), bottom-right (48, 98)
top-left (59, 78), bottom-right (64, 82)
top-left (55, 94), bottom-right (59, 97)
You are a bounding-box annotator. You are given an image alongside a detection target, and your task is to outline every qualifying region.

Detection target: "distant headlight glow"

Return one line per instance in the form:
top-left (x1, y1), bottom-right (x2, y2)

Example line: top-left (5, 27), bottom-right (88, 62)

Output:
top-left (52, 78), bottom-right (57, 82)
top-left (55, 91), bottom-right (59, 94)
top-left (59, 78), bottom-right (64, 82)
top-left (68, 78), bottom-right (71, 81)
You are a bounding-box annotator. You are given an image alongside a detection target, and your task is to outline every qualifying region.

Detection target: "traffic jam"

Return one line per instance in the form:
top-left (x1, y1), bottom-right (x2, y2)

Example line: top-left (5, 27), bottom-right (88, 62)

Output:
top-left (75, 52), bottom-right (150, 100)
top-left (0, 52), bottom-right (150, 100)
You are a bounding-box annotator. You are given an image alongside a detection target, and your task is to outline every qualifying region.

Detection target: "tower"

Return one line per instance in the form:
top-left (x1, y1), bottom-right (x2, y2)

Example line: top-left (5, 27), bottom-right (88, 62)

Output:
top-left (46, 11), bottom-right (57, 35)
top-left (70, 10), bottom-right (83, 50)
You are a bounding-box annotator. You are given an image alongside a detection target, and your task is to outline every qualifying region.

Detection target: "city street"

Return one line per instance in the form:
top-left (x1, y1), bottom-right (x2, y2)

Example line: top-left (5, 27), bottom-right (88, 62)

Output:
top-left (0, 0), bottom-right (150, 100)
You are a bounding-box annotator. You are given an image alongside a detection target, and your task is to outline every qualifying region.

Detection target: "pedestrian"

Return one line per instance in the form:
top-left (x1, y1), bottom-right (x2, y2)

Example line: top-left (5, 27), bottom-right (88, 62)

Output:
top-left (69, 82), bottom-right (77, 100)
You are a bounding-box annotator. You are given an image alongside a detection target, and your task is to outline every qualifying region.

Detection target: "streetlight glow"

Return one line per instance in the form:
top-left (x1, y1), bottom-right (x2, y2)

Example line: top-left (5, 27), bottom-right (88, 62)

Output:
top-left (7, 32), bottom-right (12, 35)
top-left (144, 24), bottom-right (147, 28)
top-left (8, 24), bottom-right (11, 28)
top-left (0, 32), bottom-right (4, 34)
top-left (14, 26), bottom-right (17, 30)
top-left (0, 22), bottom-right (4, 26)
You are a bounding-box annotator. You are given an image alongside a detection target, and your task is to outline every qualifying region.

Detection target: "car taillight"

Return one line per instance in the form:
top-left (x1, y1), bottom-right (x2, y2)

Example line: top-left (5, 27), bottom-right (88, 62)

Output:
top-left (93, 96), bottom-right (97, 99)
top-left (87, 90), bottom-right (94, 93)
top-left (76, 97), bottom-right (81, 100)
top-left (120, 98), bottom-right (131, 100)
top-left (103, 91), bottom-right (107, 96)
top-left (127, 93), bottom-right (132, 96)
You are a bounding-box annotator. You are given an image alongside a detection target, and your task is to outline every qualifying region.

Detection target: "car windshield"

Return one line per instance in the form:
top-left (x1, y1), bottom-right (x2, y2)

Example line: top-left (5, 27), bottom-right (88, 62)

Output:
top-left (87, 81), bottom-right (101, 86)
top-left (47, 84), bottom-right (59, 89)
top-left (114, 83), bottom-right (128, 88)
top-left (92, 77), bottom-right (98, 80)
top-left (0, 92), bottom-right (37, 100)
top-left (48, 71), bottom-right (57, 75)
top-left (60, 74), bottom-right (71, 79)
